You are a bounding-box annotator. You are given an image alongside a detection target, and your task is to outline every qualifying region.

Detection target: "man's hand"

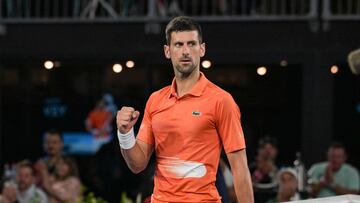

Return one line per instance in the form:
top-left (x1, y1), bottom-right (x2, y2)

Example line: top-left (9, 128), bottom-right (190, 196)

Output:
top-left (117, 107), bottom-right (140, 134)
top-left (325, 164), bottom-right (334, 184)
top-left (277, 185), bottom-right (294, 202)
top-left (2, 183), bottom-right (17, 203)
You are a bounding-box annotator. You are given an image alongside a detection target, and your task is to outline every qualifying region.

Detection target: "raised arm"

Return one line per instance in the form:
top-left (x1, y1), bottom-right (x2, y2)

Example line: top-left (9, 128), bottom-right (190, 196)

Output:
top-left (117, 107), bottom-right (154, 174)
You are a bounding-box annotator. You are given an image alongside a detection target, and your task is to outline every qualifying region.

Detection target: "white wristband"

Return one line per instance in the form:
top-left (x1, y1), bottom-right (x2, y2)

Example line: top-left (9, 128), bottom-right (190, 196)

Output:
top-left (117, 128), bottom-right (136, 149)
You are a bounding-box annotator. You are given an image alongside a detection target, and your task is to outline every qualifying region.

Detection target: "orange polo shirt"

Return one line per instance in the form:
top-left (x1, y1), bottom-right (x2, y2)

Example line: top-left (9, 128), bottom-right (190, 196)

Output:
top-left (137, 72), bottom-right (246, 202)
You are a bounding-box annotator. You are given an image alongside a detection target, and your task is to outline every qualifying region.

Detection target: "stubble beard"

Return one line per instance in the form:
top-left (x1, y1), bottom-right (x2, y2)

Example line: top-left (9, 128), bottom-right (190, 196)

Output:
top-left (174, 61), bottom-right (198, 77)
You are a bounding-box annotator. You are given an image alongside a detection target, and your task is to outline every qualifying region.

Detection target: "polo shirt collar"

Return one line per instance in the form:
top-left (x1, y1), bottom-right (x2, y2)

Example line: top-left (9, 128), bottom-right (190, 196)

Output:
top-left (169, 72), bottom-right (208, 98)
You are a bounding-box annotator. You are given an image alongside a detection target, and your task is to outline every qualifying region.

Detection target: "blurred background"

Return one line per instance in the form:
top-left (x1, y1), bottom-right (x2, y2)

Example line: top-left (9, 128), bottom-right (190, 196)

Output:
top-left (0, 0), bottom-right (360, 202)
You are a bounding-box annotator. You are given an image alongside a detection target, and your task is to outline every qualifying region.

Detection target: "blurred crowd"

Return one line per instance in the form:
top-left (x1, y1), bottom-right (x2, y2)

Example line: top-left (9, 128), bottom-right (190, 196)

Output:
top-left (1, 132), bottom-right (359, 203)
top-left (1, 94), bottom-right (359, 203)
top-left (247, 137), bottom-right (360, 203)
top-left (0, 130), bottom-right (82, 203)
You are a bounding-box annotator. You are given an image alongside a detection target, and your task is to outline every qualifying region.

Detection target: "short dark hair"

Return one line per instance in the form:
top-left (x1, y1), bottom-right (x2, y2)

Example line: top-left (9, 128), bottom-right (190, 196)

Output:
top-left (258, 136), bottom-right (278, 149)
top-left (329, 142), bottom-right (345, 150)
top-left (45, 129), bottom-right (63, 142)
top-left (16, 160), bottom-right (34, 175)
top-left (165, 16), bottom-right (203, 45)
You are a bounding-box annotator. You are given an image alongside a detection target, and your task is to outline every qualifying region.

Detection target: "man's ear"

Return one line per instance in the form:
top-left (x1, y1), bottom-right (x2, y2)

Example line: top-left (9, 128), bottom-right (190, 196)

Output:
top-left (164, 45), bottom-right (171, 59)
top-left (200, 43), bottom-right (206, 57)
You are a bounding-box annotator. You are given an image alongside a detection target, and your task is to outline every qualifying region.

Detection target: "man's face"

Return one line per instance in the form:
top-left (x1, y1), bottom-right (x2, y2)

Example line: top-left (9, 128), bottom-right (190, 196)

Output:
top-left (164, 31), bottom-right (205, 76)
top-left (327, 147), bottom-right (346, 171)
top-left (44, 133), bottom-right (63, 156)
top-left (256, 156), bottom-right (273, 174)
top-left (258, 143), bottom-right (278, 160)
top-left (16, 167), bottom-right (34, 191)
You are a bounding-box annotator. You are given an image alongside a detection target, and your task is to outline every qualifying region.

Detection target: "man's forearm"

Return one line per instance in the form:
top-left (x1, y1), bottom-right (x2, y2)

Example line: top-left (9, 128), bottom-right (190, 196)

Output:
top-left (233, 169), bottom-right (254, 203)
top-left (227, 150), bottom-right (254, 203)
top-left (121, 142), bottom-right (148, 174)
top-left (333, 184), bottom-right (359, 195)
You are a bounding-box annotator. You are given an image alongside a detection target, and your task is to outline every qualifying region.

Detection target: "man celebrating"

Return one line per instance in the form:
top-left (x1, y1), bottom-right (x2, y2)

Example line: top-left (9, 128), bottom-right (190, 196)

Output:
top-left (308, 142), bottom-right (360, 198)
top-left (117, 16), bottom-right (253, 202)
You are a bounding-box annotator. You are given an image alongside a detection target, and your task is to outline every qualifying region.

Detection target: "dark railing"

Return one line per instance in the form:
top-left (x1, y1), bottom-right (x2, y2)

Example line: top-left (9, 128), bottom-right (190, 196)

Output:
top-left (323, 0), bottom-right (360, 20)
top-left (0, 0), bottom-right (147, 22)
top-left (0, 0), bottom-right (318, 23)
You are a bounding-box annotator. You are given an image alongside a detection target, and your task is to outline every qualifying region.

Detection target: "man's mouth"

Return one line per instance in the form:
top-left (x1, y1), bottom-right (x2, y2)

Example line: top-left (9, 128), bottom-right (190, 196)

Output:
top-left (180, 59), bottom-right (191, 64)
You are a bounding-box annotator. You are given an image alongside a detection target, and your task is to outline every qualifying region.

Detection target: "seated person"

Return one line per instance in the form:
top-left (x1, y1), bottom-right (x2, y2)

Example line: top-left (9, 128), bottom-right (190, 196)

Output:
top-left (37, 156), bottom-right (82, 203)
top-left (1, 160), bottom-right (47, 203)
top-left (257, 136), bottom-right (278, 162)
top-left (307, 142), bottom-right (360, 198)
top-left (251, 155), bottom-right (278, 191)
top-left (266, 167), bottom-right (304, 203)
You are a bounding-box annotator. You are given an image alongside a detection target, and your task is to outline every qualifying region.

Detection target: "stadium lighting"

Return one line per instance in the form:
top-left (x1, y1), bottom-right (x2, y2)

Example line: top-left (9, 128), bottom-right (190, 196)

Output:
top-left (330, 65), bottom-right (339, 74)
top-left (126, 60), bottom-right (135, 68)
top-left (280, 60), bottom-right (288, 67)
top-left (113, 64), bottom-right (123, 73)
top-left (257, 66), bottom-right (267, 76)
top-left (202, 60), bottom-right (211, 69)
top-left (44, 60), bottom-right (54, 70)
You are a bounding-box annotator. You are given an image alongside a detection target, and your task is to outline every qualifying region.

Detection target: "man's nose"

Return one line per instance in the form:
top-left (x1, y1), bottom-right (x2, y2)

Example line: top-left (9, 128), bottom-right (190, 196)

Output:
top-left (182, 45), bottom-right (190, 55)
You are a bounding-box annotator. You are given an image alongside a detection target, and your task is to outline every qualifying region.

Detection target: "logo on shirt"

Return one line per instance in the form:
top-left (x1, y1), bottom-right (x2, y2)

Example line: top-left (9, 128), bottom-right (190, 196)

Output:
top-left (192, 110), bottom-right (201, 116)
top-left (158, 157), bottom-right (207, 178)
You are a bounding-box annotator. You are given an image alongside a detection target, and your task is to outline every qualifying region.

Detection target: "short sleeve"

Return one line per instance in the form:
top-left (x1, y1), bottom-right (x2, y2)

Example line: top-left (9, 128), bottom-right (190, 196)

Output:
top-left (347, 167), bottom-right (360, 191)
top-left (215, 93), bottom-right (246, 153)
top-left (307, 165), bottom-right (321, 183)
top-left (137, 94), bottom-right (155, 145)
top-left (307, 163), bottom-right (326, 184)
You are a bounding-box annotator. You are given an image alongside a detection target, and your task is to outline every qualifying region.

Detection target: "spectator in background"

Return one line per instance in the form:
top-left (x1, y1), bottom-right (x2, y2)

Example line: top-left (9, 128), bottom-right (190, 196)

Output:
top-left (37, 156), bottom-right (82, 203)
top-left (41, 129), bottom-right (65, 175)
top-left (250, 136), bottom-right (279, 202)
top-left (251, 155), bottom-right (278, 190)
top-left (266, 167), bottom-right (303, 203)
top-left (1, 160), bottom-right (48, 203)
top-left (0, 182), bottom-right (17, 203)
top-left (307, 142), bottom-right (360, 198)
top-left (250, 136), bottom-right (279, 191)
top-left (102, 93), bottom-right (118, 117)
top-left (16, 161), bottom-right (48, 203)
top-left (257, 136), bottom-right (278, 162)
top-left (85, 98), bottom-right (113, 139)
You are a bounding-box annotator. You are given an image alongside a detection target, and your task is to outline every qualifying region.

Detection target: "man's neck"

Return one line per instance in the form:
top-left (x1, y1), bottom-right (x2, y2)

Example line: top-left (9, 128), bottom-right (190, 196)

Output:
top-left (48, 154), bottom-right (62, 164)
top-left (19, 184), bottom-right (34, 194)
top-left (174, 69), bottom-right (200, 97)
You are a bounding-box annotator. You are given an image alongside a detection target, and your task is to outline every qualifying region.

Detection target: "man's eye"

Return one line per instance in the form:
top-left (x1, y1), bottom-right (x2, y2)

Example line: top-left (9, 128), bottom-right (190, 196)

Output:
top-left (175, 43), bottom-right (181, 47)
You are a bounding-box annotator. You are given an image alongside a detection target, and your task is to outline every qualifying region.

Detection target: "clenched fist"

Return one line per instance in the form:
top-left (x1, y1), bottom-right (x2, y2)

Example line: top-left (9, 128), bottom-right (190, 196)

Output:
top-left (117, 107), bottom-right (140, 134)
